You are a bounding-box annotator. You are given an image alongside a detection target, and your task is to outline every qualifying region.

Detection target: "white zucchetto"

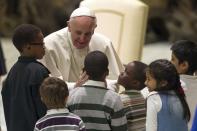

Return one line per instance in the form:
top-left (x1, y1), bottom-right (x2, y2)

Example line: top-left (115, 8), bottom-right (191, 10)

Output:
top-left (70, 7), bottom-right (96, 18)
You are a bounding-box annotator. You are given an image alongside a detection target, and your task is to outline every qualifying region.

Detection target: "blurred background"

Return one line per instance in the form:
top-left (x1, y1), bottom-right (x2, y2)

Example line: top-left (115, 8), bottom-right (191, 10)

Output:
top-left (1, 0), bottom-right (197, 43)
top-left (1, 0), bottom-right (197, 130)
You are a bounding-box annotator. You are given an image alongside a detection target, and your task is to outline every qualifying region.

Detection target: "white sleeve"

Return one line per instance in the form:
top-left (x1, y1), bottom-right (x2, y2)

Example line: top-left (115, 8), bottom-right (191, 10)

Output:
top-left (106, 79), bottom-right (119, 92)
top-left (140, 87), bottom-right (149, 98)
top-left (146, 93), bottom-right (162, 131)
top-left (180, 79), bottom-right (187, 91)
top-left (105, 42), bottom-right (124, 80)
top-left (40, 47), bottom-right (62, 78)
top-left (67, 82), bottom-right (75, 91)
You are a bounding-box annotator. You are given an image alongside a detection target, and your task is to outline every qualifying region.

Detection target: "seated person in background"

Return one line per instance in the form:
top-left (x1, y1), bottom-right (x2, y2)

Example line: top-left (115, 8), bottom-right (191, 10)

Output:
top-left (1, 24), bottom-right (50, 131)
top-left (41, 7), bottom-right (123, 82)
top-left (118, 61), bottom-right (147, 131)
top-left (34, 77), bottom-right (85, 131)
top-left (67, 51), bottom-right (127, 131)
top-left (170, 40), bottom-right (197, 128)
top-left (145, 59), bottom-right (190, 131)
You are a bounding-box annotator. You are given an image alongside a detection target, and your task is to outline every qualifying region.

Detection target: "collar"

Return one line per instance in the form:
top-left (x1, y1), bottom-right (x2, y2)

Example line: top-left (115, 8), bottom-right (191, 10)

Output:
top-left (120, 89), bottom-right (141, 94)
top-left (18, 56), bottom-right (37, 62)
top-left (147, 91), bottom-right (158, 97)
top-left (147, 90), bottom-right (176, 98)
top-left (180, 74), bottom-right (197, 80)
top-left (84, 80), bottom-right (106, 88)
top-left (47, 108), bottom-right (69, 115)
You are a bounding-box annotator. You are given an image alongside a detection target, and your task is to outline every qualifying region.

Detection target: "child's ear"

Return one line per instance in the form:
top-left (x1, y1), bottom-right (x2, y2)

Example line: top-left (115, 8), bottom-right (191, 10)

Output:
top-left (102, 69), bottom-right (109, 80)
top-left (64, 97), bottom-right (68, 104)
top-left (180, 61), bottom-right (189, 73)
top-left (160, 80), bottom-right (168, 87)
top-left (104, 68), bottom-right (109, 76)
top-left (67, 21), bottom-right (71, 32)
top-left (106, 69), bottom-right (109, 76)
top-left (40, 97), bottom-right (44, 102)
top-left (132, 80), bottom-right (139, 86)
top-left (25, 44), bottom-right (31, 50)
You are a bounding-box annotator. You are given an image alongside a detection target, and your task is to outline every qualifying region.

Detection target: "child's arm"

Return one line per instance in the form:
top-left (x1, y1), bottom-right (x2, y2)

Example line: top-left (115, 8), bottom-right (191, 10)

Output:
top-left (79, 119), bottom-right (86, 131)
top-left (110, 96), bottom-right (128, 131)
top-left (146, 93), bottom-right (162, 131)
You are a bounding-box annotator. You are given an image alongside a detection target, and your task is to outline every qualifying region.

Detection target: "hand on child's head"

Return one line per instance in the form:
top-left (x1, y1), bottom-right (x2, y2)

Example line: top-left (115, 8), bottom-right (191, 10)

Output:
top-left (74, 71), bottom-right (89, 88)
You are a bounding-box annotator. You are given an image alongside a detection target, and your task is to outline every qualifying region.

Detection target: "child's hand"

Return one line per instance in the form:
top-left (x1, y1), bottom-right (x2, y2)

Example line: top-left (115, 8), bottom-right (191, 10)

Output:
top-left (74, 71), bottom-right (89, 88)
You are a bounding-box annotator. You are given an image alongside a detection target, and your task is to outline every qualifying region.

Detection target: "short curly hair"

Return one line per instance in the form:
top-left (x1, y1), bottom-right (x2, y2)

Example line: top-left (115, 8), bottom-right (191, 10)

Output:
top-left (84, 51), bottom-right (108, 80)
top-left (12, 24), bottom-right (41, 52)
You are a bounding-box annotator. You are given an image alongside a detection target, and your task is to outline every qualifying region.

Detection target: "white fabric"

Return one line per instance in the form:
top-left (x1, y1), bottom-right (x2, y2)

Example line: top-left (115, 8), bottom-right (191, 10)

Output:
top-left (146, 91), bottom-right (162, 131)
top-left (84, 80), bottom-right (106, 87)
top-left (67, 79), bottom-right (118, 92)
top-left (46, 108), bottom-right (69, 115)
top-left (106, 79), bottom-right (118, 92)
top-left (180, 74), bottom-right (197, 129)
top-left (141, 86), bottom-right (149, 99)
top-left (70, 7), bottom-right (95, 18)
top-left (41, 27), bottom-right (123, 82)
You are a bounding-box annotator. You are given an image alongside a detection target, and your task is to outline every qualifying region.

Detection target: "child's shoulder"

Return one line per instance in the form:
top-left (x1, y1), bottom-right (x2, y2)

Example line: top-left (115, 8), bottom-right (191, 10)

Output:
top-left (147, 91), bottom-right (160, 100)
top-left (68, 112), bottom-right (83, 120)
top-left (30, 61), bottom-right (48, 70)
top-left (27, 61), bottom-right (50, 75)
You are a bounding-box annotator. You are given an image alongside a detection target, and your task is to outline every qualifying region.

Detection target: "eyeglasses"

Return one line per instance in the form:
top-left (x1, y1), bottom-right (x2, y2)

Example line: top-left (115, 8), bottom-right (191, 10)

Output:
top-left (29, 42), bottom-right (45, 46)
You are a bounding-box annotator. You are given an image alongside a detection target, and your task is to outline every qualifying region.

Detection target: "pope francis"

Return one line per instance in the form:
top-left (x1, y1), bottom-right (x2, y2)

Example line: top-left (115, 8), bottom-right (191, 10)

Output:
top-left (41, 7), bottom-right (123, 82)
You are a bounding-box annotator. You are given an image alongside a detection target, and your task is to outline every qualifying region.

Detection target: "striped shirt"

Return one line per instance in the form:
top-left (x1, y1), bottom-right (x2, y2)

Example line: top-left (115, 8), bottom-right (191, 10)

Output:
top-left (120, 90), bottom-right (146, 131)
top-left (34, 108), bottom-right (86, 131)
top-left (67, 80), bottom-right (128, 131)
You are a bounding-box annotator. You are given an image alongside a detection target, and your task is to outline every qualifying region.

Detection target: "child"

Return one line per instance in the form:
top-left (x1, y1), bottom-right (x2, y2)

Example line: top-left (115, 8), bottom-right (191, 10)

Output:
top-left (67, 51), bottom-right (128, 131)
top-left (118, 61), bottom-right (147, 131)
top-left (1, 24), bottom-right (50, 131)
top-left (145, 59), bottom-right (190, 131)
top-left (34, 77), bottom-right (86, 131)
top-left (170, 40), bottom-right (197, 75)
top-left (171, 40), bottom-right (197, 128)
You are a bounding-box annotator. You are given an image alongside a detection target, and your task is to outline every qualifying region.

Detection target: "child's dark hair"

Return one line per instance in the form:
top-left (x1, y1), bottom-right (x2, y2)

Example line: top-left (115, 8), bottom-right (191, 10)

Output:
top-left (132, 61), bottom-right (147, 89)
top-left (84, 51), bottom-right (108, 80)
top-left (12, 24), bottom-right (41, 52)
top-left (171, 40), bottom-right (197, 75)
top-left (40, 77), bottom-right (69, 109)
top-left (148, 59), bottom-right (190, 121)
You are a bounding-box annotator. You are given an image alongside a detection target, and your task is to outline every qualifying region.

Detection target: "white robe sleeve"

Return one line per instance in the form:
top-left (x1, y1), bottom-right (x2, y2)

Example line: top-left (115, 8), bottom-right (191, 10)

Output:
top-left (40, 28), bottom-right (71, 81)
top-left (41, 47), bottom-right (62, 78)
top-left (90, 33), bottom-right (124, 80)
top-left (105, 41), bottom-right (124, 79)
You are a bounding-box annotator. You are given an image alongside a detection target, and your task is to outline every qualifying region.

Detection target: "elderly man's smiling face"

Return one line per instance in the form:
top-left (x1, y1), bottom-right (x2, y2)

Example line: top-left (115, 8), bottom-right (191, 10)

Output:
top-left (68, 16), bottom-right (97, 49)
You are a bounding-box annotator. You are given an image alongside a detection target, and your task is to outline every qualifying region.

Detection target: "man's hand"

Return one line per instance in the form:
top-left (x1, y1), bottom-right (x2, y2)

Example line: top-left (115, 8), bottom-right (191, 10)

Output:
top-left (74, 71), bottom-right (89, 88)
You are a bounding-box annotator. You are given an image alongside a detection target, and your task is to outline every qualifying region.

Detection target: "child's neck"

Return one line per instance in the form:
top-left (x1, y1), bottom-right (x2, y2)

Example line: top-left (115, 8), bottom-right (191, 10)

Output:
top-left (125, 86), bottom-right (140, 91)
top-left (20, 52), bottom-right (33, 57)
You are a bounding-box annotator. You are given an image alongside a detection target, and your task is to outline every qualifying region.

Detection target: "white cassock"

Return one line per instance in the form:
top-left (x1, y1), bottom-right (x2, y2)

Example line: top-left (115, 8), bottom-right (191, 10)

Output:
top-left (41, 27), bottom-right (123, 82)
